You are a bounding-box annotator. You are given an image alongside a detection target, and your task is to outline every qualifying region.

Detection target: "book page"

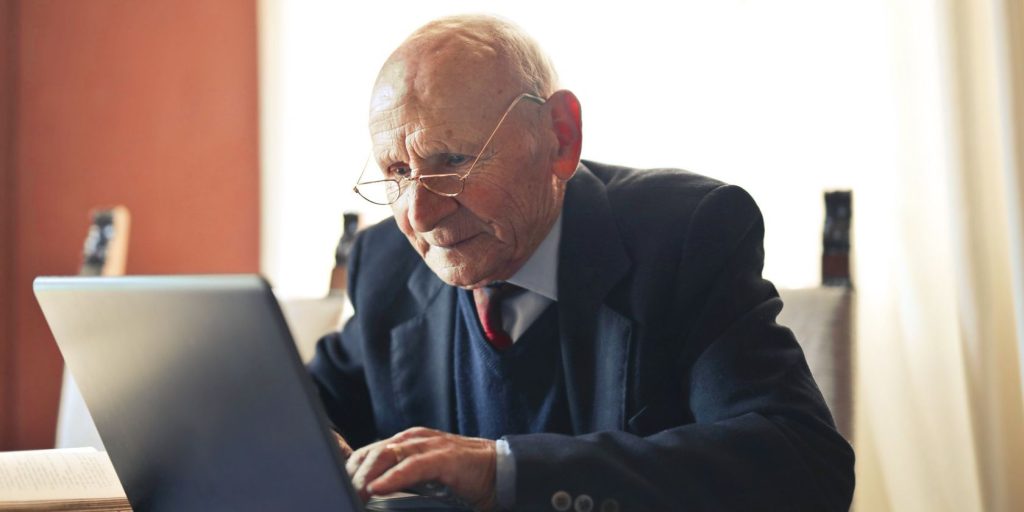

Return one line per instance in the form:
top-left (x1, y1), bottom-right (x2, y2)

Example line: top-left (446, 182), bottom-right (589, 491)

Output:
top-left (0, 448), bottom-right (126, 502)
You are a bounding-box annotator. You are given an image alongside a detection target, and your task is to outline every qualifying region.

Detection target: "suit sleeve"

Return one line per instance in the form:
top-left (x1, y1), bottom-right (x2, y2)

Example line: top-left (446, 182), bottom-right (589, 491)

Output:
top-left (505, 185), bottom-right (855, 511)
top-left (307, 230), bottom-right (379, 448)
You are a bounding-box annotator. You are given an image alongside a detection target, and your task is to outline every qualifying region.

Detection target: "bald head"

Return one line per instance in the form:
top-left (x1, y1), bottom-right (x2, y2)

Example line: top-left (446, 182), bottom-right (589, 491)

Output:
top-left (371, 15), bottom-right (558, 116)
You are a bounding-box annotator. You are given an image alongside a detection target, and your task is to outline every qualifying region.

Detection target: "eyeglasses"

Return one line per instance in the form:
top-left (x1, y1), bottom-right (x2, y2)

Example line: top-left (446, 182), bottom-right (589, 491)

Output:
top-left (353, 92), bottom-right (547, 205)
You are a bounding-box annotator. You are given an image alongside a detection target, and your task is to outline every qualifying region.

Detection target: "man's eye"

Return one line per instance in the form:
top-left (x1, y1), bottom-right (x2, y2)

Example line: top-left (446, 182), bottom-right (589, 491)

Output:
top-left (388, 164), bottom-right (412, 177)
top-left (445, 154), bottom-right (470, 167)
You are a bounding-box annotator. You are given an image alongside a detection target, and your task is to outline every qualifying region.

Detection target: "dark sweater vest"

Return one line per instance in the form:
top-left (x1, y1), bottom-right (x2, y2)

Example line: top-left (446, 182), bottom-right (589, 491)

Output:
top-left (454, 289), bottom-right (571, 440)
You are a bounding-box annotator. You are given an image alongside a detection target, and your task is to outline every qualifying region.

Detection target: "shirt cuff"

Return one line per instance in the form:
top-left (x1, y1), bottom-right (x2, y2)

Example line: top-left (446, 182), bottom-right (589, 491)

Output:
top-left (495, 438), bottom-right (516, 510)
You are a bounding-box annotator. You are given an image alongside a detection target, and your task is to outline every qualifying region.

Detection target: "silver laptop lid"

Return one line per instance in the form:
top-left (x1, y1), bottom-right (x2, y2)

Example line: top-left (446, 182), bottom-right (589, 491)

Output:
top-left (34, 275), bottom-right (361, 512)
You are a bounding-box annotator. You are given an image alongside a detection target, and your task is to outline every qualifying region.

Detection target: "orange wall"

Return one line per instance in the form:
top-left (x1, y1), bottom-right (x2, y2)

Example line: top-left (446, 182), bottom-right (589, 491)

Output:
top-left (0, 0), bottom-right (15, 451)
top-left (1, 0), bottom-right (260, 450)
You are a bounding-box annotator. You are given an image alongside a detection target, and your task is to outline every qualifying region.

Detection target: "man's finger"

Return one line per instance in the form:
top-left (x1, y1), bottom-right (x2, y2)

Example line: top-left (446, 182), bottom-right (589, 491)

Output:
top-left (351, 441), bottom-right (409, 499)
top-left (367, 453), bottom-right (440, 496)
top-left (347, 438), bottom-right (389, 476)
top-left (332, 432), bottom-right (353, 459)
top-left (345, 446), bottom-right (367, 476)
top-left (392, 426), bottom-right (438, 441)
top-left (351, 445), bottom-right (385, 492)
top-left (347, 427), bottom-right (438, 477)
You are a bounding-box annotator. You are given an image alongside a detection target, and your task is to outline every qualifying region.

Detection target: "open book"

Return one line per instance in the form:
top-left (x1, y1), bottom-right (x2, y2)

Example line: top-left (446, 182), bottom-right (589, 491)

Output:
top-left (0, 447), bottom-right (130, 511)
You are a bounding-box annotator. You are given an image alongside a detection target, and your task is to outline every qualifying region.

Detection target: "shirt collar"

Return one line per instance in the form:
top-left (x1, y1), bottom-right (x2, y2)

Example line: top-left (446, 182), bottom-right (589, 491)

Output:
top-left (505, 212), bottom-right (561, 301)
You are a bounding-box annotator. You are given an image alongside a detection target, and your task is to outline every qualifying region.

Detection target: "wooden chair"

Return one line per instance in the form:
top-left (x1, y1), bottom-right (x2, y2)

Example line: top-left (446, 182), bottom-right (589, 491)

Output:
top-left (55, 207), bottom-right (130, 449)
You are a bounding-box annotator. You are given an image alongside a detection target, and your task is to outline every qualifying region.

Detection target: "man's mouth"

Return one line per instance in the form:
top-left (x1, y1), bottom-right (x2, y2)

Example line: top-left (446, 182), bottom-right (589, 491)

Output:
top-left (430, 232), bottom-right (482, 249)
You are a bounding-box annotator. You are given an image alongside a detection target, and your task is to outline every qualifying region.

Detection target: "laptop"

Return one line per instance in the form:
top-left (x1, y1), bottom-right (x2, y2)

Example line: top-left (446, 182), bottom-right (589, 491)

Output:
top-left (34, 275), bottom-right (464, 512)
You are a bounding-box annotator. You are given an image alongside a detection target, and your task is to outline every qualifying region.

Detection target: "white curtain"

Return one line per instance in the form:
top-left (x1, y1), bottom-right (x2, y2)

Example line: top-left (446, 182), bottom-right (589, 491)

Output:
top-left (258, 0), bottom-right (1024, 508)
top-left (854, 0), bottom-right (1024, 510)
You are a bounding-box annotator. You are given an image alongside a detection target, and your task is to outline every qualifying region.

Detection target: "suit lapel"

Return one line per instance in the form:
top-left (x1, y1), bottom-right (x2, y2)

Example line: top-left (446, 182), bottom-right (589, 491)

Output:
top-left (558, 164), bottom-right (634, 433)
top-left (389, 262), bottom-right (456, 432)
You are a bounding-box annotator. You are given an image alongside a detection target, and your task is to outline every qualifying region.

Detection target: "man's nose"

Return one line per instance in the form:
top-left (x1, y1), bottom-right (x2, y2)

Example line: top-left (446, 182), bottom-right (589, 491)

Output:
top-left (404, 181), bottom-right (457, 233)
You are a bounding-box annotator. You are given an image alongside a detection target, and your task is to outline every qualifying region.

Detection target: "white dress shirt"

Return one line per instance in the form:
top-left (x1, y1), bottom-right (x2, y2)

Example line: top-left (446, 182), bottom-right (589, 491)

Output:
top-left (501, 212), bottom-right (561, 341)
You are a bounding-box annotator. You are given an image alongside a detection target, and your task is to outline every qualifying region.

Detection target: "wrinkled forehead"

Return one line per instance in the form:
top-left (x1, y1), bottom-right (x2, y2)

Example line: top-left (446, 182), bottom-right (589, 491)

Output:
top-left (369, 37), bottom-right (523, 136)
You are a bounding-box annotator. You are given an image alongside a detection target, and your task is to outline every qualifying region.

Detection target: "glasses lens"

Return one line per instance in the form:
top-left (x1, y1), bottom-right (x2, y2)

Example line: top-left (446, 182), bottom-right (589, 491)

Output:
top-left (355, 180), bottom-right (402, 205)
top-left (420, 175), bottom-right (465, 196)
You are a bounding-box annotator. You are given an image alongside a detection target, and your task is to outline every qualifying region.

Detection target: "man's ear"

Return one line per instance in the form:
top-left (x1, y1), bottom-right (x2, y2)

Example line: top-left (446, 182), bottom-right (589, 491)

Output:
top-left (546, 89), bottom-right (582, 180)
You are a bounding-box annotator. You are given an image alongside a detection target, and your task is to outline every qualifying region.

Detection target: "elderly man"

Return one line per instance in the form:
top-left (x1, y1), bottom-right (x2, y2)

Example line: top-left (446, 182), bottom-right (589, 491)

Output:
top-left (310, 14), bottom-right (855, 512)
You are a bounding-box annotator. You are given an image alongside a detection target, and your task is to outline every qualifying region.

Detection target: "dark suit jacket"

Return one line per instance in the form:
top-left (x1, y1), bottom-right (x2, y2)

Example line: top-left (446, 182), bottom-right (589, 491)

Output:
top-left (310, 160), bottom-right (855, 511)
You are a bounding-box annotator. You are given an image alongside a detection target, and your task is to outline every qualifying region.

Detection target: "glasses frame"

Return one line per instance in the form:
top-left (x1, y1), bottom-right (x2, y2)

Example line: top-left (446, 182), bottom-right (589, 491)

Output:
top-left (353, 92), bottom-right (547, 205)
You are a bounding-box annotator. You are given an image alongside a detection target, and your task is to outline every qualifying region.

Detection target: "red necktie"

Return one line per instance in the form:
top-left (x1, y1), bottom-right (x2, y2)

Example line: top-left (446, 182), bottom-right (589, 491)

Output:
top-left (472, 283), bottom-right (521, 350)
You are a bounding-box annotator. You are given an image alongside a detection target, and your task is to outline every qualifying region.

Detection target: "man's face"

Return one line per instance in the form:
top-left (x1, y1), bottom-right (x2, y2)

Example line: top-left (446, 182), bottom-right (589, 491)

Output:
top-left (367, 55), bottom-right (561, 289)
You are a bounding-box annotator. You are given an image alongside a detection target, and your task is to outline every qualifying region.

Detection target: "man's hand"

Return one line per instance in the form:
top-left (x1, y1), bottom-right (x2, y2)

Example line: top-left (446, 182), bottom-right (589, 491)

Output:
top-left (332, 431), bottom-right (354, 459)
top-left (345, 427), bottom-right (497, 511)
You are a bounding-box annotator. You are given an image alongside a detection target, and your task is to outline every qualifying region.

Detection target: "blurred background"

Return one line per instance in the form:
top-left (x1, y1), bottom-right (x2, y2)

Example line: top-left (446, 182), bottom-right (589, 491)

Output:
top-left (1, 0), bottom-right (1022, 510)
